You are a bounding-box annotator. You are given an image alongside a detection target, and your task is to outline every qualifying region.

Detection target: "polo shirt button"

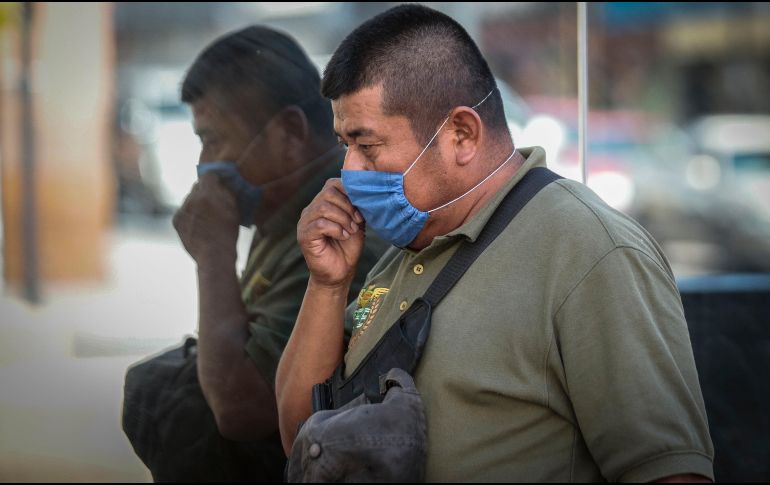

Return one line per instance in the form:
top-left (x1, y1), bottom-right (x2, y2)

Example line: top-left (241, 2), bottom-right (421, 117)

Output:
top-left (413, 264), bottom-right (424, 275)
top-left (309, 443), bottom-right (322, 458)
top-left (399, 300), bottom-right (408, 311)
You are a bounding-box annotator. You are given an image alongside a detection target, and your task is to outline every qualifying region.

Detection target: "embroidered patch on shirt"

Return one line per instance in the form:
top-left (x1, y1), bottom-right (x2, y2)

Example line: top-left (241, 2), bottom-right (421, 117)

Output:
top-left (242, 271), bottom-right (273, 304)
top-left (349, 284), bottom-right (389, 348)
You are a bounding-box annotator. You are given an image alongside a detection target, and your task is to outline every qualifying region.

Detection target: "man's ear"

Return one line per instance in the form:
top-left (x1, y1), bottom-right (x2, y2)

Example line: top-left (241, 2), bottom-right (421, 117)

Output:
top-left (448, 106), bottom-right (482, 167)
top-left (273, 106), bottom-right (310, 161)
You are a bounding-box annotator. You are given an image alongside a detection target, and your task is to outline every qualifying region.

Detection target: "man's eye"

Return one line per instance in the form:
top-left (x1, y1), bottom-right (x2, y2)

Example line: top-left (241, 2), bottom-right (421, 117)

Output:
top-left (359, 144), bottom-right (372, 152)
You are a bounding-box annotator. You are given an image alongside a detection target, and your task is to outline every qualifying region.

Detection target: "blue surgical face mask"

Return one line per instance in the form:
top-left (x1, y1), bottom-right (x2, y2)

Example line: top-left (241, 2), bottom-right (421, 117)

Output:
top-left (341, 89), bottom-right (515, 248)
top-left (196, 161), bottom-right (262, 227)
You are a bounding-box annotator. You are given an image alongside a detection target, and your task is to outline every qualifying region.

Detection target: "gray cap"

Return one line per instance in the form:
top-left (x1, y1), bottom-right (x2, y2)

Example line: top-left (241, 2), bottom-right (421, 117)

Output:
top-left (287, 368), bottom-right (427, 482)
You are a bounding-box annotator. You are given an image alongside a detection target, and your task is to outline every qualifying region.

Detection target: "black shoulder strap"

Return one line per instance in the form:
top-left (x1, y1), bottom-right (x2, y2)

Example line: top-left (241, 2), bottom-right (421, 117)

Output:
top-left (423, 166), bottom-right (562, 306)
top-left (313, 166), bottom-right (562, 411)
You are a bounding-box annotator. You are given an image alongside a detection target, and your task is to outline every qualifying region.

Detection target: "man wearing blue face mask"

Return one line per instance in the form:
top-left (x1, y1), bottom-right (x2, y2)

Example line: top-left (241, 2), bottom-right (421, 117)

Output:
top-left (122, 26), bottom-right (386, 482)
top-left (277, 5), bottom-right (714, 483)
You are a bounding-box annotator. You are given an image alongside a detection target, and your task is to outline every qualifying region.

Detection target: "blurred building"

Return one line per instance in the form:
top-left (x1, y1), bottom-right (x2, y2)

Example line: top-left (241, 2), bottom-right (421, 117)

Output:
top-left (0, 3), bottom-right (114, 292)
top-left (481, 3), bottom-right (770, 120)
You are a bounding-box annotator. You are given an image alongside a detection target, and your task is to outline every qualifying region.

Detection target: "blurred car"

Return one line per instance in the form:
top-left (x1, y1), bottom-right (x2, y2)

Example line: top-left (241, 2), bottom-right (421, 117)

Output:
top-left (519, 97), bottom-right (770, 274)
top-left (521, 96), bottom-right (680, 215)
top-left (675, 114), bottom-right (770, 272)
top-left (686, 114), bottom-right (770, 219)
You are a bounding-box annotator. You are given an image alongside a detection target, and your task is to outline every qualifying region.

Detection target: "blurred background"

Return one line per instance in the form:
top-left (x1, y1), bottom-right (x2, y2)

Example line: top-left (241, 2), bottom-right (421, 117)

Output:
top-left (0, 2), bottom-right (768, 482)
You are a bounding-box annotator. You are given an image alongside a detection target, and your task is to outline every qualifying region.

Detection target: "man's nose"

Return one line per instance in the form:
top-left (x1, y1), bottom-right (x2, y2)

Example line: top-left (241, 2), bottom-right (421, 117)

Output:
top-left (341, 148), bottom-right (366, 171)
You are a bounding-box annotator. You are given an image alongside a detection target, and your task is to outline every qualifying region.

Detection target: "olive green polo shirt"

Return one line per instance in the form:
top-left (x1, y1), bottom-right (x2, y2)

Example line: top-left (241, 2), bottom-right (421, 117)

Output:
top-left (242, 148), bottom-right (388, 388)
top-left (343, 146), bottom-right (714, 482)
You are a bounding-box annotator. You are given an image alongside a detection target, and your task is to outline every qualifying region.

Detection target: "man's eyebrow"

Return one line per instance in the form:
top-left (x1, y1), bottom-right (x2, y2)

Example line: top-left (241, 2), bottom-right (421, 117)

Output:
top-left (335, 127), bottom-right (377, 140)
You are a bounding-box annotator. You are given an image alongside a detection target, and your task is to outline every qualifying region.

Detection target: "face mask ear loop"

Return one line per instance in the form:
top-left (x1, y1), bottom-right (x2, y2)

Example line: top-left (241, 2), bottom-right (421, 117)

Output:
top-left (426, 147), bottom-right (516, 214)
top-left (228, 116), bottom-right (273, 174)
top-left (233, 94), bottom-right (320, 170)
top-left (403, 116), bottom-right (450, 177)
top-left (402, 89), bottom-right (495, 178)
top-left (471, 89), bottom-right (494, 109)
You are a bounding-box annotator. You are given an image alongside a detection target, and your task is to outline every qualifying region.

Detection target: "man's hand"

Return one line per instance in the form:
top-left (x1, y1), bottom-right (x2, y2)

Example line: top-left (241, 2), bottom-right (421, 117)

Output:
top-left (173, 173), bottom-right (240, 265)
top-left (297, 178), bottom-right (365, 288)
top-left (174, 173), bottom-right (277, 441)
top-left (278, 178), bottom-right (364, 453)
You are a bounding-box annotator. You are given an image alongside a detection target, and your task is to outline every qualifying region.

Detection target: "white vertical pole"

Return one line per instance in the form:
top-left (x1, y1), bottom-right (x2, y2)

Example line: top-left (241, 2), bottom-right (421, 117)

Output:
top-left (577, 2), bottom-right (588, 184)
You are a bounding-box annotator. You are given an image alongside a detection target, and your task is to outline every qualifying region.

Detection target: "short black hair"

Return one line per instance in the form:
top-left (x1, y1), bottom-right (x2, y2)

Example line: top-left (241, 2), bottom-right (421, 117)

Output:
top-left (322, 4), bottom-right (509, 145)
top-left (182, 25), bottom-right (332, 136)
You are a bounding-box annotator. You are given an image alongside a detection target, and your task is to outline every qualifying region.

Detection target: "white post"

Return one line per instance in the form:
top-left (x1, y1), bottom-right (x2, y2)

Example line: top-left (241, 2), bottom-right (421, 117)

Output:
top-left (577, 2), bottom-right (588, 184)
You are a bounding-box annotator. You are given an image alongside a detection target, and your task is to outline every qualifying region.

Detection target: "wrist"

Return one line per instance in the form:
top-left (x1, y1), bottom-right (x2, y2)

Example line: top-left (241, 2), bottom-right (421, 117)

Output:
top-left (194, 245), bottom-right (237, 268)
top-left (307, 275), bottom-right (353, 298)
top-left (196, 252), bottom-right (237, 275)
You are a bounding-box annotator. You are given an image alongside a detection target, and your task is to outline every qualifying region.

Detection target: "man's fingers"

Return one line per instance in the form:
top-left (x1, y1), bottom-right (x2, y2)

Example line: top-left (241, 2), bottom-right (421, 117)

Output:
top-left (298, 179), bottom-right (364, 242)
top-left (197, 172), bottom-right (220, 188)
top-left (306, 200), bottom-right (360, 234)
top-left (184, 173), bottom-right (237, 212)
top-left (304, 218), bottom-right (352, 242)
top-left (320, 179), bottom-right (363, 224)
top-left (197, 173), bottom-right (234, 197)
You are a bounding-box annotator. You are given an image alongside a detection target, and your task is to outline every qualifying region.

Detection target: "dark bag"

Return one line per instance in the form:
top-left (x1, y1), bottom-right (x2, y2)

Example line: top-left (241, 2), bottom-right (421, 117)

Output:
top-left (288, 168), bottom-right (562, 482)
top-left (288, 368), bottom-right (428, 483)
top-left (122, 337), bottom-right (285, 483)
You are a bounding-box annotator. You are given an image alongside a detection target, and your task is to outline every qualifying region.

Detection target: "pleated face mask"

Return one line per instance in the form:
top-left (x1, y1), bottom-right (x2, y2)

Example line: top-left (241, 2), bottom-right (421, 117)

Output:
top-left (196, 161), bottom-right (263, 227)
top-left (342, 89), bottom-right (514, 248)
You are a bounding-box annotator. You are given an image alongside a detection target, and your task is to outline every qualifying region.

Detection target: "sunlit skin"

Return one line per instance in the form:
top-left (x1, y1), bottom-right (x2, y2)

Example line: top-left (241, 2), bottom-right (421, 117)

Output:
top-left (333, 84), bottom-right (521, 251)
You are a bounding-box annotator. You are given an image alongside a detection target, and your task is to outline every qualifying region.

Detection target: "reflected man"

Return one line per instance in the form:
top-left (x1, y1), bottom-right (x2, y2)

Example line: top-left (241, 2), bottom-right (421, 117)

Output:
top-left (123, 26), bottom-right (386, 482)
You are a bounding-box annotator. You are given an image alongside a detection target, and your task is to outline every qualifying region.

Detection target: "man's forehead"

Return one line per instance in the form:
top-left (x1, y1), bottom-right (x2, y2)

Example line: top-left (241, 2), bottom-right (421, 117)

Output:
top-left (191, 97), bottom-right (221, 129)
top-left (190, 94), bottom-right (246, 136)
top-left (332, 85), bottom-right (394, 138)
